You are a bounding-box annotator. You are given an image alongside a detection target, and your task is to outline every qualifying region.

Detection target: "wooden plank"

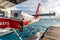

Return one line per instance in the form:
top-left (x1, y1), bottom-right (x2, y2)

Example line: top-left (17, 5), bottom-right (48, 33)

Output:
top-left (43, 26), bottom-right (60, 40)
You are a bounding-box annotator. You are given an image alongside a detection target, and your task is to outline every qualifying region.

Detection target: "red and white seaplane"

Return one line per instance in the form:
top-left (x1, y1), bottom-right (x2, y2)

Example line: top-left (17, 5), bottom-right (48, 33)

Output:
top-left (0, 3), bottom-right (55, 36)
top-left (0, 3), bottom-right (40, 29)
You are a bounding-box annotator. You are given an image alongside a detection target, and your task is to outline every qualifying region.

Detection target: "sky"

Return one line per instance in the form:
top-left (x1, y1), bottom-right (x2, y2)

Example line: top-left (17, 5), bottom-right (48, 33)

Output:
top-left (11, 0), bottom-right (60, 18)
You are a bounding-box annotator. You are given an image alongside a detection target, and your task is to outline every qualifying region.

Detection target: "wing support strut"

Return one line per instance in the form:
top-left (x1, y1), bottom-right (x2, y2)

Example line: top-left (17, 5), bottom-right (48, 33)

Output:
top-left (13, 29), bottom-right (22, 40)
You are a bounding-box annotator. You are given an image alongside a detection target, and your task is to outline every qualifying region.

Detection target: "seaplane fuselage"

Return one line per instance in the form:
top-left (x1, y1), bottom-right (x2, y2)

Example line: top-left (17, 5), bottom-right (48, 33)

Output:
top-left (0, 3), bottom-right (41, 31)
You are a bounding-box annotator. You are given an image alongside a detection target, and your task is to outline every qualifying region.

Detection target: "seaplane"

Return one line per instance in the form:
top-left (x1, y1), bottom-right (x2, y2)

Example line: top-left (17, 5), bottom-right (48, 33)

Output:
top-left (0, 0), bottom-right (55, 40)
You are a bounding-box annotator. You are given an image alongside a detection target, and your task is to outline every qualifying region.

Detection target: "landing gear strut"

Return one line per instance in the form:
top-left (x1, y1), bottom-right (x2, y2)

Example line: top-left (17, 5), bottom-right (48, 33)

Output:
top-left (20, 26), bottom-right (23, 32)
top-left (20, 20), bottom-right (23, 32)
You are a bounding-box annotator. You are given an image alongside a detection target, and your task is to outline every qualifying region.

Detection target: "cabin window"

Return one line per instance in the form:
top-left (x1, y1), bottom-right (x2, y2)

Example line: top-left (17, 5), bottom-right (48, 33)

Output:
top-left (0, 11), bottom-right (5, 17)
top-left (14, 13), bottom-right (18, 17)
top-left (11, 10), bottom-right (22, 20)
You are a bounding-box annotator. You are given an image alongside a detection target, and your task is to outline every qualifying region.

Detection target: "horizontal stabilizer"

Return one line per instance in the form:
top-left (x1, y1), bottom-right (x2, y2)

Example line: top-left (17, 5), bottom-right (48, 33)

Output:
top-left (32, 13), bottom-right (55, 16)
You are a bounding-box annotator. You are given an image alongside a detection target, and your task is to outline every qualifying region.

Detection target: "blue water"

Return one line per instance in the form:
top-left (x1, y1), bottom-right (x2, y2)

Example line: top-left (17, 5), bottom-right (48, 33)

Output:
top-left (0, 18), bottom-right (60, 40)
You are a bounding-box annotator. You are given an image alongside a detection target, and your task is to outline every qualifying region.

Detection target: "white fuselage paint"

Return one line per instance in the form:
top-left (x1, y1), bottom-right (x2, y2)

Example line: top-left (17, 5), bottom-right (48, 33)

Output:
top-left (22, 13), bottom-right (40, 23)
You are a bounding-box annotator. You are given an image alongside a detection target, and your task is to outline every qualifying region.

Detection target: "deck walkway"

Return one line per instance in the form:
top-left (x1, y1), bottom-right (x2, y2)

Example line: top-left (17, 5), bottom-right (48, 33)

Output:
top-left (43, 26), bottom-right (60, 40)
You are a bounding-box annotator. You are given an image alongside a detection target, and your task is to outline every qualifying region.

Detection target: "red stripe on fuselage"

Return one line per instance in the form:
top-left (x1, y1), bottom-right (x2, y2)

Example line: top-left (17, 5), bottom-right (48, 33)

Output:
top-left (0, 18), bottom-right (20, 29)
top-left (0, 18), bottom-right (31, 29)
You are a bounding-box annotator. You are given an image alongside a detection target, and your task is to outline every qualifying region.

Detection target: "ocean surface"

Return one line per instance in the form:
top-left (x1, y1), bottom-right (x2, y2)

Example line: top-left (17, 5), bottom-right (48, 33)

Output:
top-left (0, 18), bottom-right (60, 40)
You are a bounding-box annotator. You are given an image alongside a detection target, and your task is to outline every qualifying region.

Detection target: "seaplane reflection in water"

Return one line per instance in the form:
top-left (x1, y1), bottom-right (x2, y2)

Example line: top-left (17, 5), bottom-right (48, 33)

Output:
top-left (0, 0), bottom-right (55, 40)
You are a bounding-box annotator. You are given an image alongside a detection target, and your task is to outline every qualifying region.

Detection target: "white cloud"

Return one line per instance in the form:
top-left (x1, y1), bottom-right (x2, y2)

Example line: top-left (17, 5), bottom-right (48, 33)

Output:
top-left (41, 0), bottom-right (60, 18)
top-left (11, 0), bottom-right (60, 18)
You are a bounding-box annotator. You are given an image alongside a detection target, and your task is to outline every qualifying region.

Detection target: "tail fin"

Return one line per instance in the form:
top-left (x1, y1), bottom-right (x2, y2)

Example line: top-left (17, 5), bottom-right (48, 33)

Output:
top-left (35, 3), bottom-right (41, 18)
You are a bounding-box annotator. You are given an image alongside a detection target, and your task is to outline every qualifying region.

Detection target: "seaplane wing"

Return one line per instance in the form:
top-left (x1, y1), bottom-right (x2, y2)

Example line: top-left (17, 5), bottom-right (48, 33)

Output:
top-left (0, 0), bottom-right (27, 9)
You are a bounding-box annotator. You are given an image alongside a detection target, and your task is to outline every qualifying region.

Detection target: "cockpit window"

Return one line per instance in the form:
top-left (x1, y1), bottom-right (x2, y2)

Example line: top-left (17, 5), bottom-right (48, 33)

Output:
top-left (0, 11), bottom-right (5, 17)
top-left (14, 13), bottom-right (18, 17)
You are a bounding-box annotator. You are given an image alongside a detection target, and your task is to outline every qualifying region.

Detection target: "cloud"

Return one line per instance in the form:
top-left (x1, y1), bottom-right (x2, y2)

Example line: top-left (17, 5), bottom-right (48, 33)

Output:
top-left (41, 0), bottom-right (60, 18)
top-left (11, 0), bottom-right (60, 18)
top-left (12, 0), bottom-right (41, 13)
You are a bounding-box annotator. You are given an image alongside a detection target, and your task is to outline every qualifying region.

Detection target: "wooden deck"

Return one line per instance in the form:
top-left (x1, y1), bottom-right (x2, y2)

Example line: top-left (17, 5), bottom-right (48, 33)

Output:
top-left (43, 26), bottom-right (60, 40)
